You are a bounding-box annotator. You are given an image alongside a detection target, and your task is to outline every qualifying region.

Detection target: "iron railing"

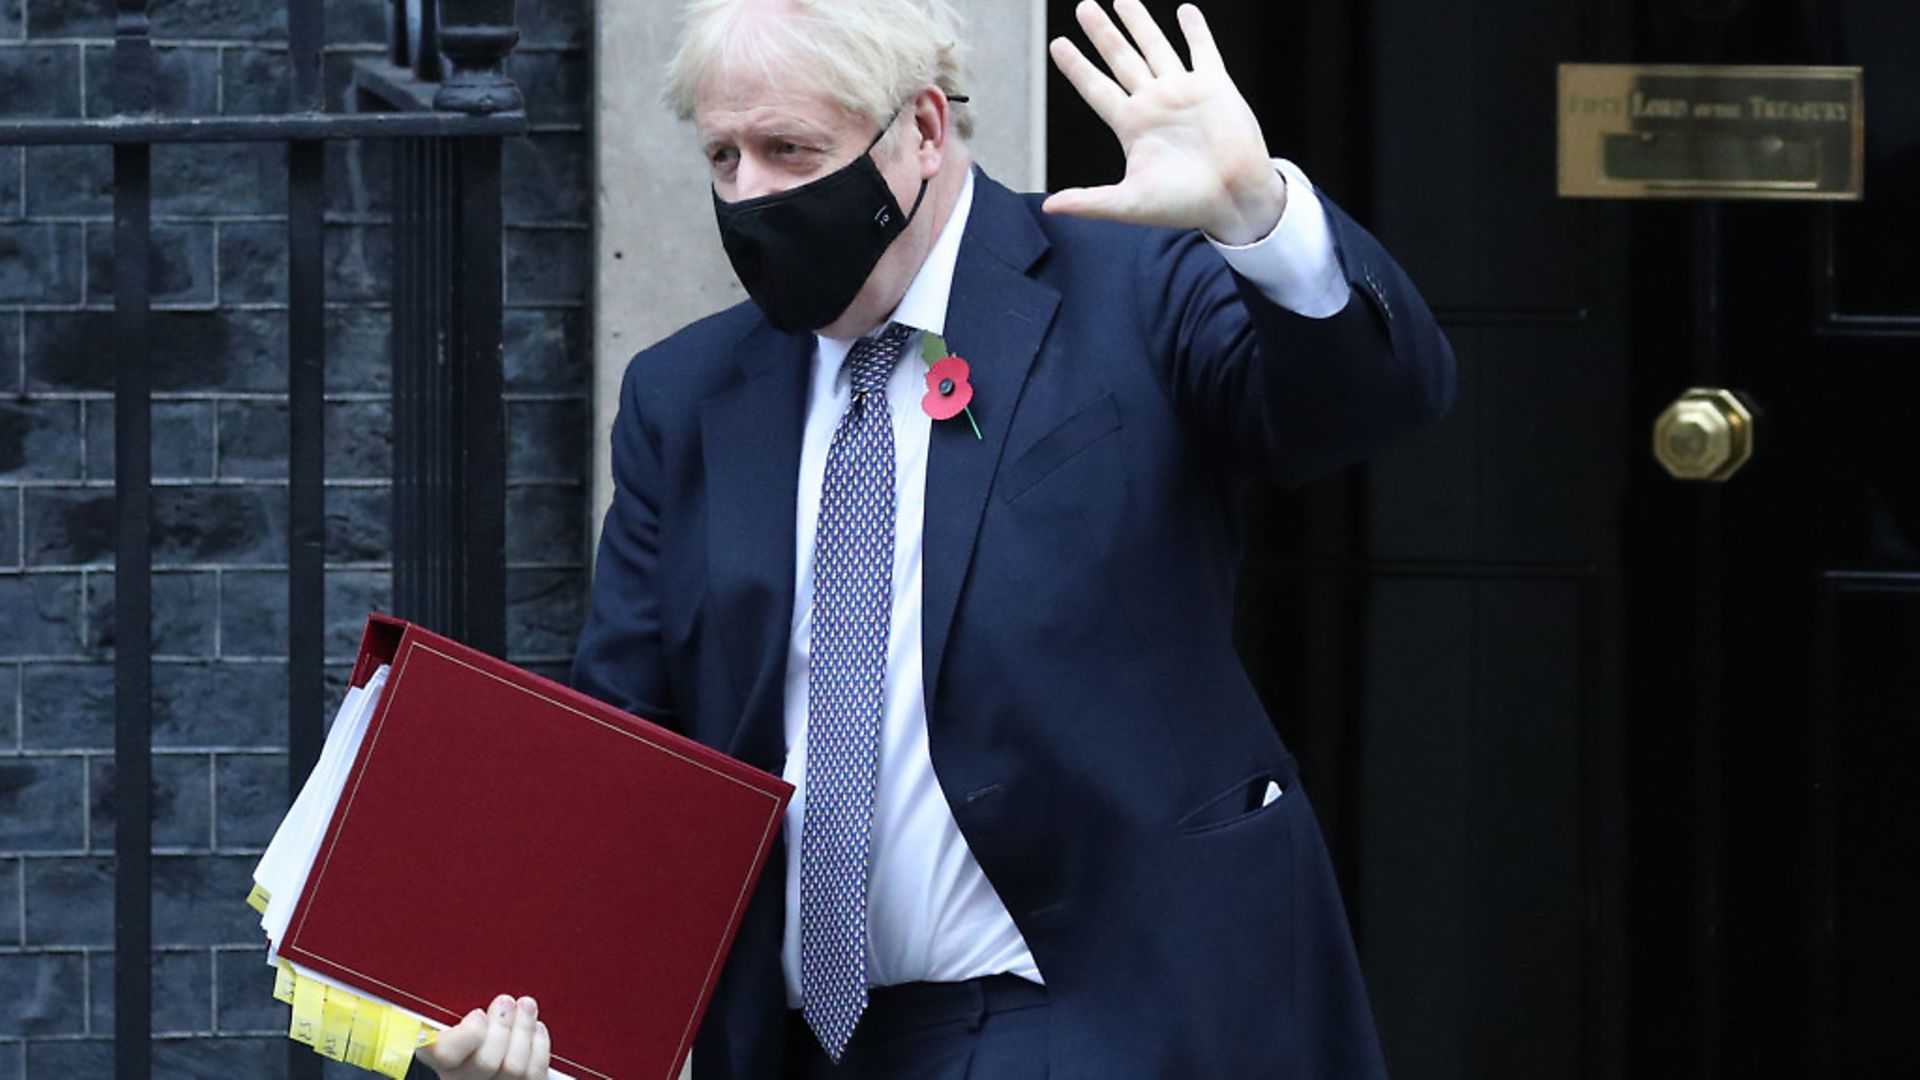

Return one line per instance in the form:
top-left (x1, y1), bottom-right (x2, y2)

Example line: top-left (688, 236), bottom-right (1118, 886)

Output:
top-left (0, 0), bottom-right (527, 1074)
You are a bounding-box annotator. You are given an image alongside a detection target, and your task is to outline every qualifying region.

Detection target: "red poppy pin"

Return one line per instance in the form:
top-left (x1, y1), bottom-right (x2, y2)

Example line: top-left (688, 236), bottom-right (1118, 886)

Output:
top-left (920, 333), bottom-right (982, 440)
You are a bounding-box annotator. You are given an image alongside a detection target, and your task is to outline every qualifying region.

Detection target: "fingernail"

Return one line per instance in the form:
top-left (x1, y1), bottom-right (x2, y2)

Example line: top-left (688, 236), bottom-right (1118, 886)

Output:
top-left (518, 996), bottom-right (537, 1017)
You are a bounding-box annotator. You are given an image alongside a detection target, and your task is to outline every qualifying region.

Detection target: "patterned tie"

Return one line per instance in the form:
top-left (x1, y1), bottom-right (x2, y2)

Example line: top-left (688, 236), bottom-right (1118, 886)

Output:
top-left (801, 321), bottom-right (913, 1060)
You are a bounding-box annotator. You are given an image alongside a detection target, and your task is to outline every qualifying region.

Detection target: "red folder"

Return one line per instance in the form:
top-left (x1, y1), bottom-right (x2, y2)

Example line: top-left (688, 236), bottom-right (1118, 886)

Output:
top-left (280, 615), bottom-right (791, 1080)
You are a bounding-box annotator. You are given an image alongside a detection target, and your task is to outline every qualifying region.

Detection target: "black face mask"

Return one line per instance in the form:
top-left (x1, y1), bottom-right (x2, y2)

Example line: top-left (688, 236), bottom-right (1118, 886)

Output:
top-left (712, 124), bottom-right (929, 334)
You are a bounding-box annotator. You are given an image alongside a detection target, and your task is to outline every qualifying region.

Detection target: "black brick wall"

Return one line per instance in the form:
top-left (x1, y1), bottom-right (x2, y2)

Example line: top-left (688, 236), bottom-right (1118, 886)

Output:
top-left (0, 1), bottom-right (593, 1074)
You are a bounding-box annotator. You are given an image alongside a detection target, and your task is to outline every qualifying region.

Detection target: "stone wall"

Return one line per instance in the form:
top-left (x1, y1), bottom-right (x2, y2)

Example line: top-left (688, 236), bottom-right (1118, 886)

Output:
top-left (0, 0), bottom-right (594, 1073)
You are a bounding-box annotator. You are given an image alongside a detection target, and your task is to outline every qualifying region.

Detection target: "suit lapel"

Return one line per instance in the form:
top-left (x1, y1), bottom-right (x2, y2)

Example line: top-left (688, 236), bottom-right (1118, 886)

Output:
top-left (701, 324), bottom-right (811, 772)
top-left (922, 173), bottom-right (1060, 708)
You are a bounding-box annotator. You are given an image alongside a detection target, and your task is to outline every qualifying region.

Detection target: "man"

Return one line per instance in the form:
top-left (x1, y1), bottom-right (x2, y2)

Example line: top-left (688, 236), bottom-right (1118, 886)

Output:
top-left (423, 1), bottom-right (1453, 1077)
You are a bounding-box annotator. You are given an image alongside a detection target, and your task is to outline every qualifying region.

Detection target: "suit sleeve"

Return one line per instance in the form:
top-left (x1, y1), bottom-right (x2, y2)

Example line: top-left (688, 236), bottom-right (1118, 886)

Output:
top-left (570, 355), bottom-right (681, 730)
top-left (1135, 194), bottom-right (1457, 487)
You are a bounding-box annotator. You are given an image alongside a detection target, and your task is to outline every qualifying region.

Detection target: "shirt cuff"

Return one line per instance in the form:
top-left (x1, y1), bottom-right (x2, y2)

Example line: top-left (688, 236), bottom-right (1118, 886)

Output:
top-left (1208, 158), bottom-right (1350, 319)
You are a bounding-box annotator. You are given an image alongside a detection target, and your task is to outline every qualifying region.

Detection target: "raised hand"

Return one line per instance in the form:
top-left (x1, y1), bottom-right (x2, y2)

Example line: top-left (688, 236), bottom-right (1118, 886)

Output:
top-left (1045, 0), bottom-right (1286, 245)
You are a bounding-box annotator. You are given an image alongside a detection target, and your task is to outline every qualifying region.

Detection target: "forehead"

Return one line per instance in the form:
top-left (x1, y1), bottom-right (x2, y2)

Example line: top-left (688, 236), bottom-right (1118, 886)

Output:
top-left (692, 69), bottom-right (864, 143)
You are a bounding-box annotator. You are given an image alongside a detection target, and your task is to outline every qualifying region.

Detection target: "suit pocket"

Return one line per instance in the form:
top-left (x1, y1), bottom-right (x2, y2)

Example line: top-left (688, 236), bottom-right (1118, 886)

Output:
top-left (998, 392), bottom-right (1122, 505)
top-left (1178, 758), bottom-right (1301, 834)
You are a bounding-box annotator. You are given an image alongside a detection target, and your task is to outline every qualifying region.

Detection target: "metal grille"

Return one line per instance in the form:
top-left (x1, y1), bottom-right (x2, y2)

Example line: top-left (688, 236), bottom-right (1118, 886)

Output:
top-left (0, 0), bottom-right (527, 1072)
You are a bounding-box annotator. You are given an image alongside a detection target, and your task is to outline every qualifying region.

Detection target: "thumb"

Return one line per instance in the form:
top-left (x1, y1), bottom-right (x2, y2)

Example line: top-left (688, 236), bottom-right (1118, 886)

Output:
top-left (1042, 185), bottom-right (1136, 222)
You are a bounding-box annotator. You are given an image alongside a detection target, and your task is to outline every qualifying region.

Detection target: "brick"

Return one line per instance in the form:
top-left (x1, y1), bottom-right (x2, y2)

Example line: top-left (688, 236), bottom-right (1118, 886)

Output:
top-left (218, 568), bottom-right (389, 660)
top-left (504, 308), bottom-right (586, 393)
top-left (153, 143), bottom-right (286, 217)
top-left (82, 570), bottom-right (219, 658)
top-left (155, 485), bottom-right (289, 565)
top-left (321, 0), bottom-right (384, 47)
top-left (89, 753), bottom-right (213, 850)
top-left (507, 399), bottom-right (587, 482)
top-left (213, 221), bottom-right (283, 305)
top-left (213, 947), bottom-right (285, 1033)
top-left (504, 132), bottom-right (589, 223)
top-left (0, 664), bottom-right (17, 746)
top-left (0, 573), bottom-right (84, 657)
top-left (211, 398), bottom-right (284, 478)
top-left (152, 854), bottom-right (256, 945)
top-left (505, 51), bottom-right (587, 126)
top-left (0, 400), bottom-right (83, 481)
top-left (151, 0), bottom-right (287, 42)
top-left (520, 4), bottom-right (588, 48)
top-left (325, 486), bottom-right (389, 563)
top-left (84, 222), bottom-right (217, 307)
top-left (0, 490), bottom-right (17, 572)
top-left (321, 50), bottom-right (362, 114)
top-left (505, 227), bottom-right (589, 305)
top-left (508, 485), bottom-right (585, 566)
top-left (206, 393), bottom-right (390, 496)
top-left (23, 856), bottom-right (111, 945)
top-left (26, 310), bottom-right (289, 393)
top-left (508, 568), bottom-right (585, 660)
top-left (83, 400), bottom-right (218, 482)
top-left (20, 663), bottom-right (114, 750)
top-left (324, 137), bottom-right (390, 217)
top-left (326, 224), bottom-right (391, 303)
top-left (18, 490), bottom-right (255, 581)
top-left (22, 489), bottom-right (113, 568)
top-left (0, 223), bottom-right (83, 305)
top-left (23, 145), bottom-right (110, 217)
top-left (211, 752), bottom-right (282, 849)
top-left (0, 857), bottom-right (18, 941)
top-left (325, 401), bottom-right (392, 480)
top-left (83, 44), bottom-right (220, 118)
top-left (152, 1035), bottom-right (289, 1078)
top-left (0, 756), bottom-right (85, 851)
top-left (23, 0), bottom-right (110, 38)
top-left (88, 949), bottom-right (211, 1034)
top-left (325, 307), bottom-right (390, 394)
top-left (0, 46), bottom-right (80, 119)
top-left (0, 952), bottom-right (85, 1036)
top-left (153, 662), bottom-right (287, 748)
top-left (219, 47), bottom-right (286, 115)
top-left (224, 221), bottom-right (393, 303)
top-left (0, 147), bottom-right (20, 220)
top-left (0, 311), bottom-right (18, 391)
top-left (24, 1040), bottom-right (113, 1074)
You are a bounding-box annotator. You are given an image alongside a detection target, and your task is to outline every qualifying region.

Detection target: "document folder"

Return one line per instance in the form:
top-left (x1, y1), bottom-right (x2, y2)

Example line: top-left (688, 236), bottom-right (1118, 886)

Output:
top-left (251, 614), bottom-right (793, 1080)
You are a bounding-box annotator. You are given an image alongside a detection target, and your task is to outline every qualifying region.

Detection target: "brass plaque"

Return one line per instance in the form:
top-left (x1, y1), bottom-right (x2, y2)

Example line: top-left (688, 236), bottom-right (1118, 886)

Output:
top-left (1559, 64), bottom-right (1863, 200)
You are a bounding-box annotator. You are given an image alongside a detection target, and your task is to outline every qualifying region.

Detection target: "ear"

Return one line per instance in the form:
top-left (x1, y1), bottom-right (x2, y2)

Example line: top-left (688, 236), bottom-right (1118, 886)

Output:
top-left (908, 85), bottom-right (951, 181)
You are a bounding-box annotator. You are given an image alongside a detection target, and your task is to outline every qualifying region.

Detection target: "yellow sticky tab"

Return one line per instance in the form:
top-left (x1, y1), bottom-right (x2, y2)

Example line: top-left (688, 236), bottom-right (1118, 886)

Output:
top-left (272, 961), bottom-right (296, 1004)
top-left (289, 973), bottom-right (324, 1047)
top-left (318, 986), bottom-right (354, 1060)
top-left (345, 1001), bottom-right (383, 1069)
top-left (376, 1012), bottom-right (425, 1079)
top-left (246, 883), bottom-right (271, 914)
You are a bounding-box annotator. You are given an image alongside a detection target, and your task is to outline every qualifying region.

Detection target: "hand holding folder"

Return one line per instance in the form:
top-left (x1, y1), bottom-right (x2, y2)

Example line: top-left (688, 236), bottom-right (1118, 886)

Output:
top-left (416, 993), bottom-right (552, 1080)
top-left (251, 615), bottom-right (794, 1080)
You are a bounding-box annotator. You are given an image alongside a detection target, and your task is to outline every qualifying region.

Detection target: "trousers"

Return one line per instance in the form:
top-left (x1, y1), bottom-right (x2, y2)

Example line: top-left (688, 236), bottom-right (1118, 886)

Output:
top-left (783, 975), bottom-right (1049, 1080)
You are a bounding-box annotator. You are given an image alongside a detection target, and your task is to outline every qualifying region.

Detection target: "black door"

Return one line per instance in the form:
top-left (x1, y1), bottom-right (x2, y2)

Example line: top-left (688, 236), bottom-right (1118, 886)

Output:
top-left (1048, 1), bottom-right (1920, 1075)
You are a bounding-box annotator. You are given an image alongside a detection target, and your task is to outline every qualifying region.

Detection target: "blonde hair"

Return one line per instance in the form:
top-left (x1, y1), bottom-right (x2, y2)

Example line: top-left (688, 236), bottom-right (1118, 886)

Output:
top-left (663, 0), bottom-right (974, 142)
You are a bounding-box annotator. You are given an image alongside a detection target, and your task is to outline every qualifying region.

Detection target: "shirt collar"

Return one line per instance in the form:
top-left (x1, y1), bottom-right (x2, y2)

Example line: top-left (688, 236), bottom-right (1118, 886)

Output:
top-left (887, 167), bottom-right (975, 339)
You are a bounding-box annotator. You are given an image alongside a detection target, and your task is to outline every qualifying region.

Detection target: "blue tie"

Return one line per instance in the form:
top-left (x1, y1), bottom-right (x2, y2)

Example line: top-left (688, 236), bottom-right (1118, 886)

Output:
top-left (801, 321), bottom-right (913, 1060)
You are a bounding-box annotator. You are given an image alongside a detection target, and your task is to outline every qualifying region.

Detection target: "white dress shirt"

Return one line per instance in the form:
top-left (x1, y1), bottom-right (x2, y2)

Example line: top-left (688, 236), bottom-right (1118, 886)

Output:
top-left (779, 160), bottom-right (1347, 1006)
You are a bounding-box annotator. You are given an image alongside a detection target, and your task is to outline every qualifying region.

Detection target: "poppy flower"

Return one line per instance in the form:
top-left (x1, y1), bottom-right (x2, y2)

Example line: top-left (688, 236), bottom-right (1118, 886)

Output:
top-left (919, 332), bottom-right (983, 439)
top-left (922, 356), bottom-right (975, 421)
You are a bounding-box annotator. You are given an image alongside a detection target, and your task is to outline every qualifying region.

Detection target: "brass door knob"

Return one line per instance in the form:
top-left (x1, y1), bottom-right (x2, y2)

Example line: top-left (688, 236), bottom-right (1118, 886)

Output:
top-left (1653, 388), bottom-right (1756, 482)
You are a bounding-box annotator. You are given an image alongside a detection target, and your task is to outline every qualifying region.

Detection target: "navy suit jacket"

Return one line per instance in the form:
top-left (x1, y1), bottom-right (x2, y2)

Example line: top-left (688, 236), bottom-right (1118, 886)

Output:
top-left (573, 170), bottom-right (1455, 1079)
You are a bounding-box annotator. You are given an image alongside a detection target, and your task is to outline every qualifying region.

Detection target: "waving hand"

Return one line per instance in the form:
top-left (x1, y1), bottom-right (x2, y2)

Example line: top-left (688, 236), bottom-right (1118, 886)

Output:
top-left (1045, 1), bottom-right (1287, 246)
